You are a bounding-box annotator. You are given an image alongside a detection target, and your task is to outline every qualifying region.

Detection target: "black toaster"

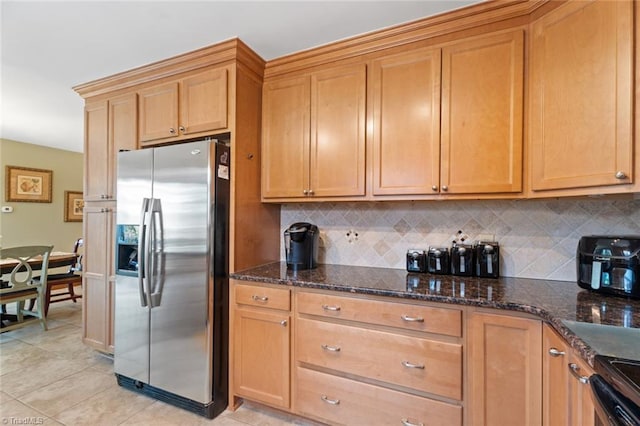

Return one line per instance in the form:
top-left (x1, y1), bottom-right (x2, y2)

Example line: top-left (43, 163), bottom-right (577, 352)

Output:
top-left (577, 235), bottom-right (640, 299)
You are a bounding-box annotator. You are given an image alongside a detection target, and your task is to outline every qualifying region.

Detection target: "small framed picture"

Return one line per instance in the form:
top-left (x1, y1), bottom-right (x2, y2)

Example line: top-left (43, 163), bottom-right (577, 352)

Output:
top-left (5, 166), bottom-right (53, 203)
top-left (64, 191), bottom-right (84, 222)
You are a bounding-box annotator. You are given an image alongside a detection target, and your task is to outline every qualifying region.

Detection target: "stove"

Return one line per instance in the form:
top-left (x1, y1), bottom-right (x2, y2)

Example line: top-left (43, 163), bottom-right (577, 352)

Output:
top-left (592, 355), bottom-right (640, 425)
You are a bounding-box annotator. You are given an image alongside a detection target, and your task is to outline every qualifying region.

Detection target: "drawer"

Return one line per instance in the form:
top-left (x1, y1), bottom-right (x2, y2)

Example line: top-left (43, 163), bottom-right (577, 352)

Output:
top-left (296, 318), bottom-right (462, 399)
top-left (296, 291), bottom-right (462, 337)
top-left (296, 367), bottom-right (462, 426)
top-left (235, 284), bottom-right (290, 311)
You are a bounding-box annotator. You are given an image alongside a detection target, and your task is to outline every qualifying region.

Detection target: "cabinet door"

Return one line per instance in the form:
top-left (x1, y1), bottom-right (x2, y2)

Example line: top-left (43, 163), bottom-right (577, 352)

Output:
top-left (262, 77), bottom-right (310, 199)
top-left (530, 0), bottom-right (633, 191)
top-left (371, 47), bottom-right (441, 195)
top-left (84, 100), bottom-right (110, 201)
top-left (109, 93), bottom-right (137, 199)
top-left (138, 82), bottom-right (179, 143)
top-left (542, 324), bottom-right (570, 426)
top-left (82, 203), bottom-right (115, 353)
top-left (310, 64), bottom-right (366, 197)
top-left (233, 308), bottom-right (290, 408)
top-left (569, 355), bottom-right (595, 426)
top-left (180, 67), bottom-right (228, 135)
top-left (441, 30), bottom-right (523, 194)
top-left (468, 312), bottom-right (542, 426)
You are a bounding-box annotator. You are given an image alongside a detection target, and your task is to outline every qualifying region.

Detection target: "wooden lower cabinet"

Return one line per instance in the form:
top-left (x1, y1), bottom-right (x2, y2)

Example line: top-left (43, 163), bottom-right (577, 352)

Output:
top-left (543, 323), bottom-right (571, 425)
top-left (569, 352), bottom-right (596, 426)
top-left (296, 317), bottom-right (462, 400)
top-left (232, 284), bottom-right (599, 426)
top-left (543, 324), bottom-right (596, 426)
top-left (296, 367), bottom-right (462, 426)
top-left (82, 202), bottom-right (116, 353)
top-left (467, 310), bottom-right (543, 426)
top-left (231, 282), bottom-right (291, 409)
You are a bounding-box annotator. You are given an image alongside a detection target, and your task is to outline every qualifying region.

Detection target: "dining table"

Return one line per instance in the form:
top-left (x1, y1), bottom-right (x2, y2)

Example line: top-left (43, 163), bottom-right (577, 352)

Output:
top-left (0, 251), bottom-right (78, 275)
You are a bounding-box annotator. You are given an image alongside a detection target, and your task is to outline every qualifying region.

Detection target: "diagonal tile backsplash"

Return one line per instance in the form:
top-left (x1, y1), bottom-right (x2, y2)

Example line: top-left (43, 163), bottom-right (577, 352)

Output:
top-left (281, 198), bottom-right (640, 281)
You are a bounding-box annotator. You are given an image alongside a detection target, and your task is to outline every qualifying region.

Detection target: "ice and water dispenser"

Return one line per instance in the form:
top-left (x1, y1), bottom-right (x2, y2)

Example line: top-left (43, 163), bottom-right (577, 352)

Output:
top-left (116, 224), bottom-right (139, 275)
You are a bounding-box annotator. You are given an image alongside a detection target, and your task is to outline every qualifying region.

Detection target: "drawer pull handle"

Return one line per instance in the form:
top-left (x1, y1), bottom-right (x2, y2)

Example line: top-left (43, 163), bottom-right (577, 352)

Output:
top-left (322, 304), bottom-right (341, 312)
top-left (548, 347), bottom-right (565, 357)
top-left (251, 295), bottom-right (269, 302)
top-left (280, 320), bottom-right (287, 327)
top-left (321, 344), bottom-right (341, 352)
top-left (321, 395), bottom-right (340, 405)
top-left (568, 363), bottom-right (589, 384)
top-left (401, 315), bottom-right (424, 323)
top-left (401, 419), bottom-right (424, 426)
top-left (402, 361), bottom-right (425, 369)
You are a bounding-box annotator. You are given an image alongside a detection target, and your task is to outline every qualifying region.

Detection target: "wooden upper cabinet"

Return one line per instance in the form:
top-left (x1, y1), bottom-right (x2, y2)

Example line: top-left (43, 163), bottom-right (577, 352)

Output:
top-left (310, 64), bottom-right (366, 197)
top-left (441, 30), bottom-right (524, 194)
top-left (262, 63), bottom-right (366, 200)
top-left (371, 47), bottom-right (441, 196)
top-left (85, 94), bottom-right (137, 202)
top-left (109, 93), bottom-right (138, 199)
top-left (138, 67), bottom-right (229, 144)
top-left (84, 100), bottom-right (109, 201)
top-left (180, 67), bottom-right (228, 135)
top-left (262, 76), bottom-right (310, 199)
top-left (530, 0), bottom-right (634, 192)
top-left (138, 82), bottom-right (179, 143)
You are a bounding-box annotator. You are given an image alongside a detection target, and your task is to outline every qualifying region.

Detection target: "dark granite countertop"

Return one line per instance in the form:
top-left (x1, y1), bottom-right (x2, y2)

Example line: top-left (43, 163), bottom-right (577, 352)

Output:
top-left (231, 262), bottom-right (640, 366)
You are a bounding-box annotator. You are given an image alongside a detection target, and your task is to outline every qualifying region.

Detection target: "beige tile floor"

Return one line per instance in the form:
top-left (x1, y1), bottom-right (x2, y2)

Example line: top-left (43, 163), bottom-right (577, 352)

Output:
top-left (0, 299), bottom-right (315, 426)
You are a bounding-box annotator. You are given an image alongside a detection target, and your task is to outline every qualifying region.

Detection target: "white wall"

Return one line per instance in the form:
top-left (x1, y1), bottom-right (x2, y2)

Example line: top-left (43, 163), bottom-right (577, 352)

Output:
top-left (281, 198), bottom-right (640, 281)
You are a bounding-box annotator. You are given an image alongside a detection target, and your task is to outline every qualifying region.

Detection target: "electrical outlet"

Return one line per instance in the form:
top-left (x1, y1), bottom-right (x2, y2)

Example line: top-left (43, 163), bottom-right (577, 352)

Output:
top-left (346, 229), bottom-right (359, 243)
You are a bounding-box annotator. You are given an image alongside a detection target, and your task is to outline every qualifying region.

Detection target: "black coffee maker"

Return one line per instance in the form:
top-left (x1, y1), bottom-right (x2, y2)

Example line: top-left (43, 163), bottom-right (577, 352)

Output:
top-left (284, 222), bottom-right (319, 271)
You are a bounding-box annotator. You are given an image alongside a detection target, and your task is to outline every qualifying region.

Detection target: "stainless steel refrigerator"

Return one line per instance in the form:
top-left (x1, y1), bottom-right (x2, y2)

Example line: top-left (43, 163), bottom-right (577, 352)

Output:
top-left (113, 138), bottom-right (229, 418)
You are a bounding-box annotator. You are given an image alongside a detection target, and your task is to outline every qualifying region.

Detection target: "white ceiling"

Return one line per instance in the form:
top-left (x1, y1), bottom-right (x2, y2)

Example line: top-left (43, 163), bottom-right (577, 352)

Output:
top-left (1, 0), bottom-right (478, 153)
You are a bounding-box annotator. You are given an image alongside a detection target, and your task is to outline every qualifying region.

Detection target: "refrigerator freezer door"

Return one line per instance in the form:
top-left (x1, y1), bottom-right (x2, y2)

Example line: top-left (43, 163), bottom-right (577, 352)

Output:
top-left (114, 148), bottom-right (153, 384)
top-left (148, 140), bottom-right (214, 403)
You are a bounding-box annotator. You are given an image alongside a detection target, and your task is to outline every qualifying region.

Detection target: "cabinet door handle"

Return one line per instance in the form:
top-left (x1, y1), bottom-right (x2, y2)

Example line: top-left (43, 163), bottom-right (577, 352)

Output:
top-left (321, 344), bottom-right (341, 352)
top-left (548, 348), bottom-right (565, 357)
top-left (402, 360), bottom-right (425, 369)
top-left (431, 185), bottom-right (438, 191)
top-left (568, 363), bottom-right (589, 384)
top-left (441, 185), bottom-right (449, 192)
top-left (179, 126), bottom-right (185, 132)
top-left (401, 419), bottom-right (424, 426)
top-left (169, 128), bottom-right (176, 134)
top-left (251, 295), bottom-right (268, 302)
top-left (615, 171), bottom-right (627, 179)
top-left (303, 189), bottom-right (309, 195)
top-left (401, 314), bottom-right (424, 323)
top-left (280, 320), bottom-right (287, 327)
top-left (321, 304), bottom-right (341, 312)
top-left (320, 395), bottom-right (340, 405)
top-left (308, 189), bottom-right (314, 195)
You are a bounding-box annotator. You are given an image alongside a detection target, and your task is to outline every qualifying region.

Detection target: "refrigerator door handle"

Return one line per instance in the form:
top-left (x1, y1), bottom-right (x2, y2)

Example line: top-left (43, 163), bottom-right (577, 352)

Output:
top-left (149, 198), bottom-right (165, 308)
top-left (137, 198), bottom-right (151, 307)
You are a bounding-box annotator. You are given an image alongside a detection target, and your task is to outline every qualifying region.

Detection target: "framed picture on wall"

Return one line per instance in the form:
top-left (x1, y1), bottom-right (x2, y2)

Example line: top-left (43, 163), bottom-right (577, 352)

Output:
top-left (5, 165), bottom-right (53, 203)
top-left (64, 191), bottom-right (84, 222)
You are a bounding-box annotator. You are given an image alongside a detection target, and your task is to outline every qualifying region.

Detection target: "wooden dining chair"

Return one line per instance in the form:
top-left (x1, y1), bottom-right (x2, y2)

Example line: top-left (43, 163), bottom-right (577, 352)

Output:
top-left (41, 238), bottom-right (83, 316)
top-left (0, 245), bottom-right (52, 332)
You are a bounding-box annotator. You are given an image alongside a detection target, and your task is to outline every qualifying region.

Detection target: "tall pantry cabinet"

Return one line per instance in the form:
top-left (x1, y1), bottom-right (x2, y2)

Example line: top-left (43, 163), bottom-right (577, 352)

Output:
top-left (81, 95), bottom-right (136, 352)
top-left (74, 39), bottom-right (280, 354)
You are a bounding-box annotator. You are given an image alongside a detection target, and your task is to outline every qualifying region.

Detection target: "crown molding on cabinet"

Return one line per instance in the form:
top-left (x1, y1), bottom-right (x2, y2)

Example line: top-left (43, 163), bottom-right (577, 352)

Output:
top-left (73, 38), bottom-right (265, 100)
top-left (263, 0), bottom-right (552, 78)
